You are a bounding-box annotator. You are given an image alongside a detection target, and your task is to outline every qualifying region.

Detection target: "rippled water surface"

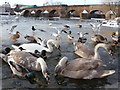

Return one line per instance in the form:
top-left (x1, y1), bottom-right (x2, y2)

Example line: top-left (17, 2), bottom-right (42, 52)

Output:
top-left (0, 15), bottom-right (119, 89)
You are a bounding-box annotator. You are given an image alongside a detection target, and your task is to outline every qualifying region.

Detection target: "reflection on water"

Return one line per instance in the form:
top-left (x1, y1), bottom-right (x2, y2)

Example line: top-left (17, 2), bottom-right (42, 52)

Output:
top-left (0, 15), bottom-right (119, 88)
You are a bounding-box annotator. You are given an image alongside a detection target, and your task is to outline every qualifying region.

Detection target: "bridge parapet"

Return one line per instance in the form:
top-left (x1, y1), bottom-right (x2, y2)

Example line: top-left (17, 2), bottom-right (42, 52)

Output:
top-left (22, 4), bottom-right (120, 19)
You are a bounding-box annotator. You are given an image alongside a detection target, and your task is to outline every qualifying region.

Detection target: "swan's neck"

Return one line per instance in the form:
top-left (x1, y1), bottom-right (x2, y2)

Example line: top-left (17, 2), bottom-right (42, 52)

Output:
top-left (46, 42), bottom-right (53, 52)
top-left (36, 58), bottom-right (48, 79)
top-left (93, 43), bottom-right (107, 60)
top-left (93, 44), bottom-right (101, 59)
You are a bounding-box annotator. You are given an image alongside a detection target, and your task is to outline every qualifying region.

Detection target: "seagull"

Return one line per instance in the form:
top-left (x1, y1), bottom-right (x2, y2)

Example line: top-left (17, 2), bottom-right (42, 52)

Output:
top-left (9, 25), bottom-right (17, 33)
top-left (77, 32), bottom-right (88, 43)
top-left (90, 23), bottom-right (102, 33)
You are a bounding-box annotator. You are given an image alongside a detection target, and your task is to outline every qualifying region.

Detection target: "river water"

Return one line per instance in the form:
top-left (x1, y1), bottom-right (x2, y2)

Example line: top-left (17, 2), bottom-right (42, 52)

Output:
top-left (0, 15), bottom-right (119, 89)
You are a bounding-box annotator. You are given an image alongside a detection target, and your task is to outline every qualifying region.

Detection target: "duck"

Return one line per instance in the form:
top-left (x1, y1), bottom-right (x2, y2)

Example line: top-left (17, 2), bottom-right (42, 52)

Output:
top-left (12, 39), bottom-right (60, 53)
top-left (32, 26), bottom-right (36, 31)
top-left (2, 50), bottom-right (50, 83)
top-left (24, 35), bottom-right (47, 46)
top-left (61, 30), bottom-right (74, 40)
top-left (74, 42), bottom-right (112, 60)
top-left (24, 35), bottom-right (37, 43)
top-left (9, 31), bottom-right (20, 42)
top-left (76, 24), bottom-right (82, 28)
top-left (54, 56), bottom-right (115, 79)
top-left (91, 34), bottom-right (107, 45)
top-left (64, 25), bottom-right (70, 29)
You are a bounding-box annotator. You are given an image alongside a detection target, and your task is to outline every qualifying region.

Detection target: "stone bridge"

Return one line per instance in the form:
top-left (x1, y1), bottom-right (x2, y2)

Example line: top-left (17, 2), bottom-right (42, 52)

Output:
top-left (22, 4), bottom-right (120, 19)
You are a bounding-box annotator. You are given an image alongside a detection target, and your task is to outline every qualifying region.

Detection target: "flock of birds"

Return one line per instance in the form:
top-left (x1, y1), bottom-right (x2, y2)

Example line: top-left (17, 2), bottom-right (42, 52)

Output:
top-left (1, 21), bottom-right (119, 85)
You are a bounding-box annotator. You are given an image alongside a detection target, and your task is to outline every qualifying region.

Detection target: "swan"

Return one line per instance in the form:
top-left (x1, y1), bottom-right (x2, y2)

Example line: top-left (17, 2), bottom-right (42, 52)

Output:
top-left (74, 43), bottom-right (112, 59)
top-left (55, 56), bottom-right (115, 79)
top-left (1, 50), bottom-right (50, 82)
top-left (12, 39), bottom-right (60, 53)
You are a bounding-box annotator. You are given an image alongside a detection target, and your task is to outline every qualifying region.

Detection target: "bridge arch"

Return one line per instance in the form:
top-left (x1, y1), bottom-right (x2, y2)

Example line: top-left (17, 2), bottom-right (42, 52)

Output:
top-left (89, 10), bottom-right (105, 18)
top-left (35, 10), bottom-right (42, 17)
top-left (49, 10), bottom-right (59, 17)
top-left (67, 10), bottom-right (76, 17)
top-left (23, 10), bottom-right (30, 17)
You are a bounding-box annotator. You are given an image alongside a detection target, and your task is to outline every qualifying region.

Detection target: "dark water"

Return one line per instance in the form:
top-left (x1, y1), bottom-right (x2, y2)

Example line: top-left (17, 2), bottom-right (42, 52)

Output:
top-left (0, 15), bottom-right (119, 89)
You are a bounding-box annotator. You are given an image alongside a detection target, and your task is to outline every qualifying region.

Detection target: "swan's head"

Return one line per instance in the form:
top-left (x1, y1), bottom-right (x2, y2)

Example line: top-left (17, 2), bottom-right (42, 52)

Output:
top-left (48, 39), bottom-right (60, 50)
top-left (54, 56), bottom-right (68, 76)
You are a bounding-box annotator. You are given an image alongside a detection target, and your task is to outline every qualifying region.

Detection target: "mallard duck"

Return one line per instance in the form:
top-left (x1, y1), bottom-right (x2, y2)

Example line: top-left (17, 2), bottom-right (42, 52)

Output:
top-left (74, 43), bottom-right (112, 59)
top-left (24, 35), bottom-right (37, 43)
top-left (24, 35), bottom-right (47, 46)
top-left (91, 34), bottom-right (107, 45)
top-left (64, 25), bottom-right (70, 29)
top-left (3, 50), bottom-right (50, 82)
top-left (12, 39), bottom-right (60, 53)
top-left (9, 31), bottom-right (20, 42)
top-left (76, 24), bottom-right (82, 28)
top-left (55, 56), bottom-right (115, 79)
top-left (32, 26), bottom-right (36, 31)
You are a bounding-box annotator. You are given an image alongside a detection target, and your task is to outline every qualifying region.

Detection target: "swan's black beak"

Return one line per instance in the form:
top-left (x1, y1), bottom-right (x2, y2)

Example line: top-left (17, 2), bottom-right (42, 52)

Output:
top-left (57, 45), bottom-right (61, 51)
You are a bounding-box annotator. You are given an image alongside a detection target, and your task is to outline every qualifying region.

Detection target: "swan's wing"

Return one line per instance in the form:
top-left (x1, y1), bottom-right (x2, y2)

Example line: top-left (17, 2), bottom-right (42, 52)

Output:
top-left (89, 70), bottom-right (115, 79)
top-left (19, 43), bottom-right (47, 53)
top-left (9, 61), bottom-right (29, 73)
top-left (64, 58), bottom-right (103, 71)
top-left (60, 69), bottom-right (89, 79)
top-left (10, 51), bottom-right (38, 70)
top-left (74, 43), bottom-right (90, 58)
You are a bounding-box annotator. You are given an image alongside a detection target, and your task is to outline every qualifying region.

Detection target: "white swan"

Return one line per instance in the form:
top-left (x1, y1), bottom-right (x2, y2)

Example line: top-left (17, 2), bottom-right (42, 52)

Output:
top-left (2, 50), bottom-right (49, 82)
top-left (55, 56), bottom-right (115, 79)
top-left (12, 39), bottom-right (60, 53)
top-left (74, 43), bottom-right (111, 60)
